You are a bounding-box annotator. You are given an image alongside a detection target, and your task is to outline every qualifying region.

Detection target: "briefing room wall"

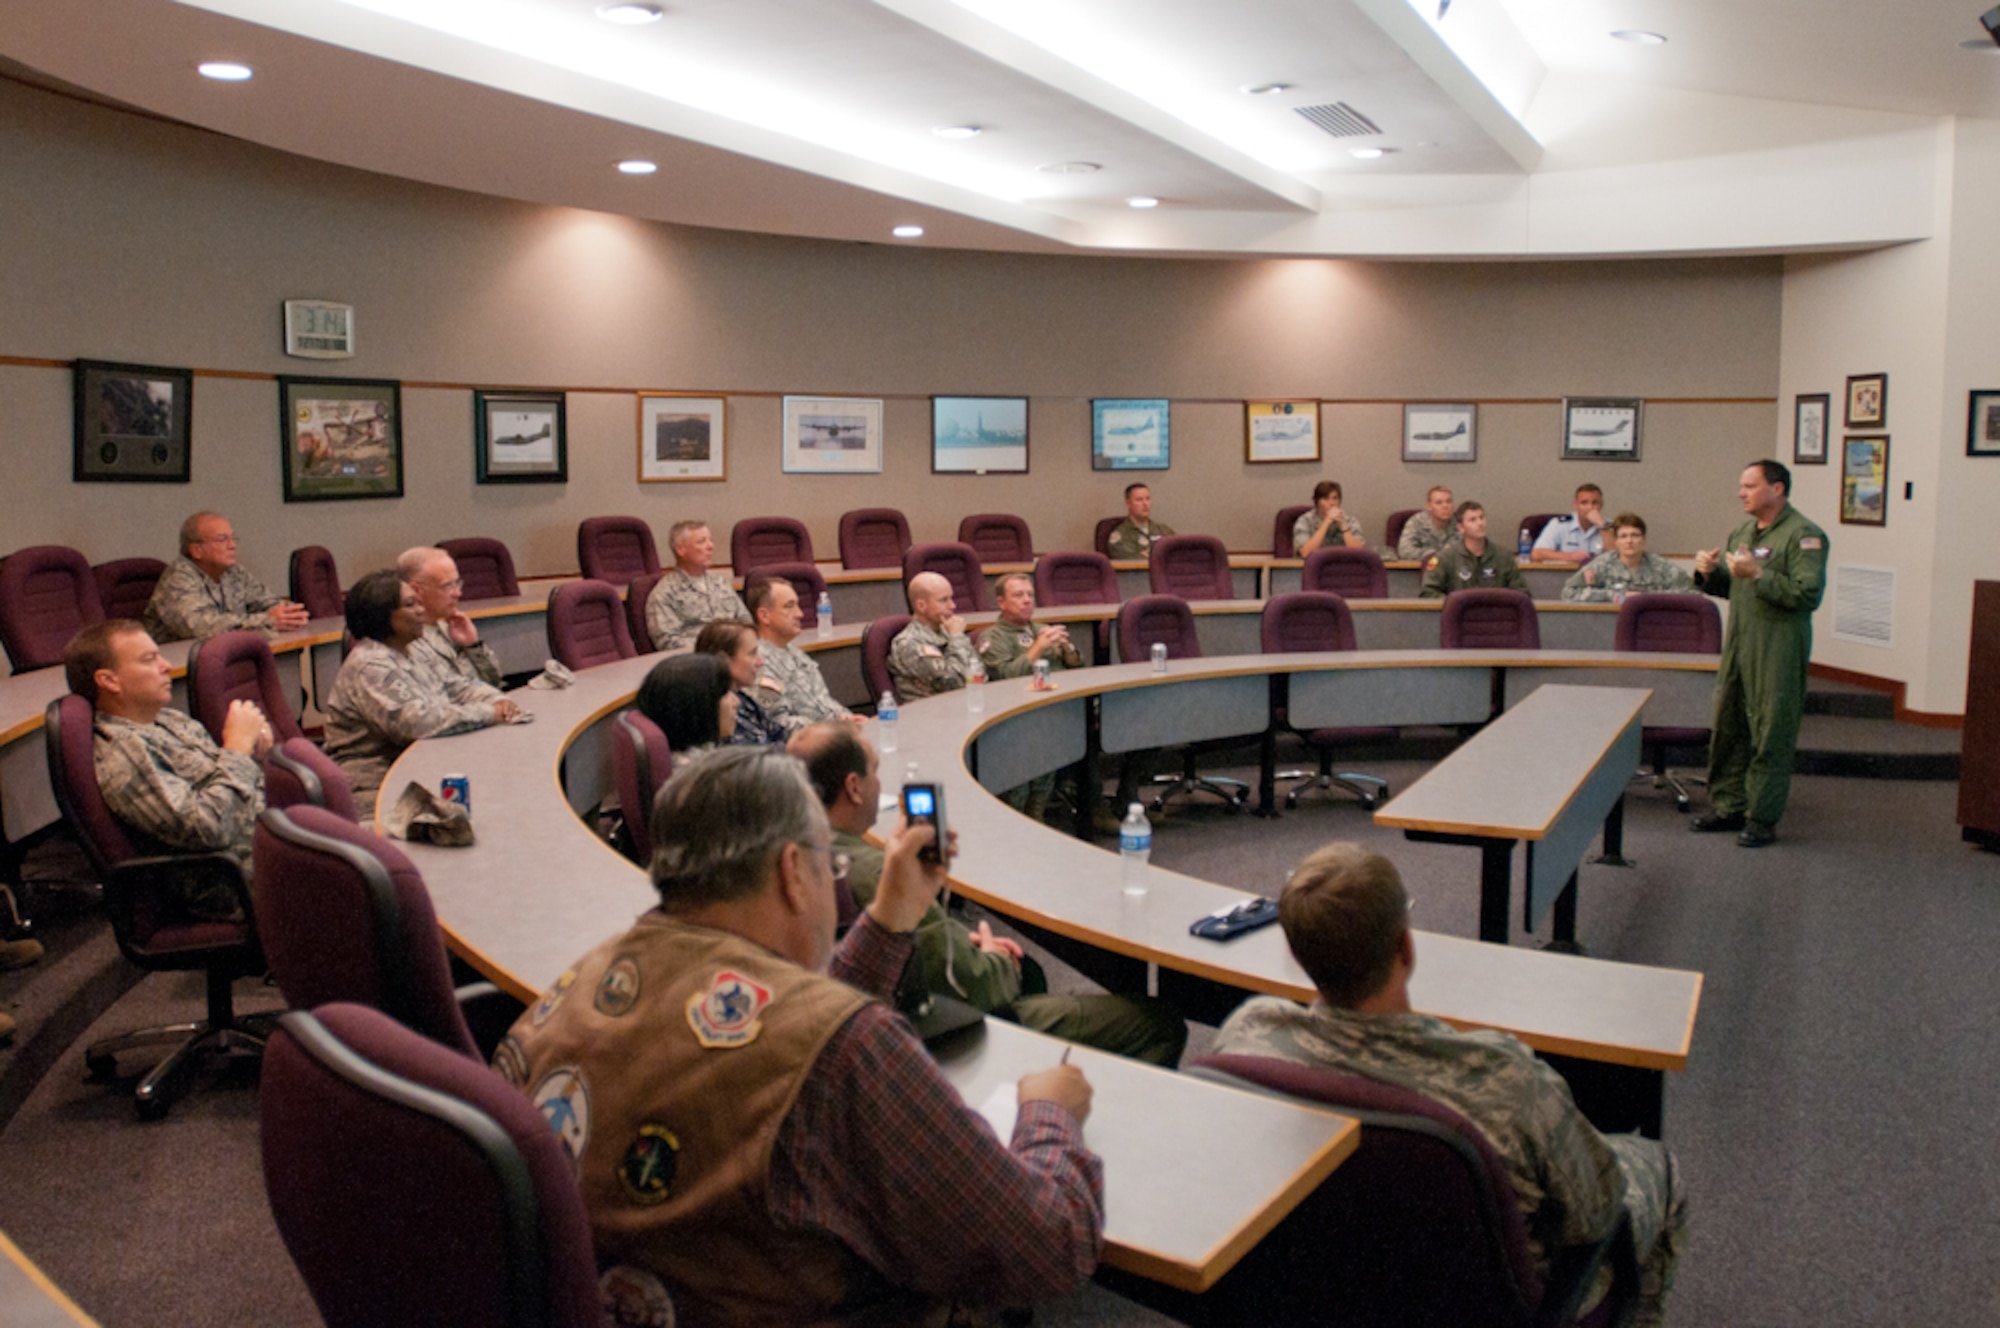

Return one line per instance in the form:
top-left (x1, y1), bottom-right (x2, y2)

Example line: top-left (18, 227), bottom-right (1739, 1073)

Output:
top-left (0, 75), bottom-right (1774, 587)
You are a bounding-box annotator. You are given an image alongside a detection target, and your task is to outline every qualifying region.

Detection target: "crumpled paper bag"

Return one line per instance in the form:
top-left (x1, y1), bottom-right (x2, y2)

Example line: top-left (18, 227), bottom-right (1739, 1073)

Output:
top-left (383, 781), bottom-right (475, 846)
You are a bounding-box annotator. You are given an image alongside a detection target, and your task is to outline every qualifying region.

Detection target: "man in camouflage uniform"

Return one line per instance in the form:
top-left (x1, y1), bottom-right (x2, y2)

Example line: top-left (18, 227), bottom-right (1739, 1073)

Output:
top-left (1292, 480), bottom-right (1367, 557)
top-left (979, 573), bottom-right (1083, 820)
top-left (143, 511), bottom-right (310, 642)
top-left (745, 575), bottom-right (857, 735)
top-left (399, 546), bottom-right (505, 688)
top-left (644, 520), bottom-right (748, 652)
top-left (1105, 483), bottom-right (1175, 560)
top-left (792, 724), bottom-right (1185, 1066)
top-left (1396, 485), bottom-right (1457, 561)
top-left (1560, 512), bottom-right (1695, 603)
top-left (1690, 460), bottom-right (1829, 847)
top-left (64, 620), bottom-right (273, 919)
top-left (886, 571), bottom-right (977, 701)
top-left (1418, 500), bottom-right (1526, 597)
top-left (1213, 843), bottom-right (1685, 1327)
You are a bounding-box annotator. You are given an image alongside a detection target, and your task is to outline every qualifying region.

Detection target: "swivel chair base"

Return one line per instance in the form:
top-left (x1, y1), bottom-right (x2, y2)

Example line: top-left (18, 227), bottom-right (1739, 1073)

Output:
top-left (1279, 763), bottom-right (1390, 811)
top-left (84, 967), bottom-right (279, 1120)
top-left (1145, 752), bottom-right (1249, 815)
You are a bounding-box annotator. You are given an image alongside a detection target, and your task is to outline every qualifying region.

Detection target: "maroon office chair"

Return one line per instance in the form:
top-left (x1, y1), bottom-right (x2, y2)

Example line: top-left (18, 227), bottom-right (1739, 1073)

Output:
top-left (1273, 505), bottom-right (1312, 558)
top-left (1517, 513), bottom-right (1565, 553)
top-left (546, 580), bottom-right (636, 671)
top-left (730, 517), bottom-right (814, 575)
top-left (186, 630), bottom-right (305, 746)
top-left (1034, 550), bottom-right (1119, 662)
top-left (92, 557), bottom-right (167, 622)
top-left (612, 709), bottom-right (672, 866)
top-left (1384, 509), bottom-right (1420, 555)
top-left (1149, 533), bottom-right (1235, 601)
top-left (1260, 593), bottom-right (1393, 809)
top-left (43, 693), bottom-right (269, 1118)
top-left (264, 737), bottom-right (360, 822)
top-left (1440, 589), bottom-right (1541, 650)
top-left (752, 561), bottom-right (829, 629)
top-left (1182, 1053), bottom-right (1636, 1328)
top-left (1114, 595), bottom-right (1247, 812)
top-left (1303, 547), bottom-right (1390, 600)
top-left (1093, 516), bottom-right (1124, 557)
top-left (1616, 593), bottom-right (1722, 812)
top-left (290, 546), bottom-right (345, 620)
top-left (904, 542), bottom-right (992, 612)
top-left (260, 1004), bottom-right (604, 1328)
top-left (576, 516), bottom-right (659, 589)
top-left (0, 544), bottom-right (103, 673)
top-left (625, 570), bottom-right (666, 652)
top-left (957, 514), bottom-right (1032, 564)
top-left (861, 614), bottom-right (912, 704)
top-left (436, 538), bottom-right (520, 601)
top-left (837, 508), bottom-right (912, 570)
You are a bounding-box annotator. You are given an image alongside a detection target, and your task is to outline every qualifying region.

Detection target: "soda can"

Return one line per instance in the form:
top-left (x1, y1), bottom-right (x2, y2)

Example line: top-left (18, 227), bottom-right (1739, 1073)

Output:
top-left (440, 774), bottom-right (471, 814)
top-left (1150, 642), bottom-right (1168, 674)
top-left (1033, 658), bottom-right (1051, 688)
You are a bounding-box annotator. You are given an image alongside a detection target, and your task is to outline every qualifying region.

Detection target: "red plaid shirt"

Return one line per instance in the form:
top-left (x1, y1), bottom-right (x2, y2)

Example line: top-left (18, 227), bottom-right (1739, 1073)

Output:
top-left (767, 912), bottom-right (1105, 1304)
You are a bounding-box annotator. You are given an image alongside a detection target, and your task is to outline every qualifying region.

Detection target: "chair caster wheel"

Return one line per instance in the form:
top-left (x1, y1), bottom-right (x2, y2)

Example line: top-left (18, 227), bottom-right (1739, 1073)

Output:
top-left (85, 1053), bottom-right (118, 1083)
top-left (1284, 794), bottom-right (1299, 810)
top-left (135, 1096), bottom-right (170, 1122)
top-left (1146, 798), bottom-right (1165, 814)
top-left (1675, 798), bottom-right (1691, 813)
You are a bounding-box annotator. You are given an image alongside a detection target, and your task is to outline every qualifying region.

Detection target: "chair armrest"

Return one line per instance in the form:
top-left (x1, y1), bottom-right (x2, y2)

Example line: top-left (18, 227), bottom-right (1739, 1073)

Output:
top-left (455, 981), bottom-right (527, 1061)
top-left (1534, 1207), bottom-right (1636, 1328)
top-left (103, 851), bottom-right (253, 929)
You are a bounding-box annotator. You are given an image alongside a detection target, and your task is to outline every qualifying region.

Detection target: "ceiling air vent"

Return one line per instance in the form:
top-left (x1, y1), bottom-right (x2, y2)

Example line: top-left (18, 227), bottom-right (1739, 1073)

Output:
top-left (1294, 102), bottom-right (1381, 139)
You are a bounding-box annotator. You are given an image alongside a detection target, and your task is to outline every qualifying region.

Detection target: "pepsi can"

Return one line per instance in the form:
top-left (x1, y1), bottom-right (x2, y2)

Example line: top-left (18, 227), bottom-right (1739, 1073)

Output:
top-left (440, 774), bottom-right (471, 814)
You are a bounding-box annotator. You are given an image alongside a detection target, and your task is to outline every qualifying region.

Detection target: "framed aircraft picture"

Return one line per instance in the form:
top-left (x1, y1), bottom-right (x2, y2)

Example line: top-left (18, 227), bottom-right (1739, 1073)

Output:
top-left (1561, 397), bottom-right (1643, 461)
top-left (1402, 403), bottom-right (1476, 462)
top-left (474, 390), bottom-right (567, 484)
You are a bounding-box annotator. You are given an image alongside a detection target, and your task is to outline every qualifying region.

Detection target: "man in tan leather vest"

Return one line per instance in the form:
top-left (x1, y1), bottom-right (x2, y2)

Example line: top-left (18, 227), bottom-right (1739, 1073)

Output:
top-left (500, 746), bottom-right (1104, 1326)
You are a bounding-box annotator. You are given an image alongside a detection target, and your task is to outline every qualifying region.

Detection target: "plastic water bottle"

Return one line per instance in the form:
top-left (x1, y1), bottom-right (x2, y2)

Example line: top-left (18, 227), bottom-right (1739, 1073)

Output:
top-left (1120, 803), bottom-right (1151, 896)
top-left (1518, 526), bottom-right (1533, 561)
top-left (966, 655), bottom-right (986, 713)
top-left (816, 591), bottom-right (833, 639)
top-left (878, 691), bottom-right (899, 753)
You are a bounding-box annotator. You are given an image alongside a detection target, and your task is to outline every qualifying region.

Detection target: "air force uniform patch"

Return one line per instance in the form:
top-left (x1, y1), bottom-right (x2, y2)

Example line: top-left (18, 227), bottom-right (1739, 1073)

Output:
top-left (685, 970), bottom-right (773, 1049)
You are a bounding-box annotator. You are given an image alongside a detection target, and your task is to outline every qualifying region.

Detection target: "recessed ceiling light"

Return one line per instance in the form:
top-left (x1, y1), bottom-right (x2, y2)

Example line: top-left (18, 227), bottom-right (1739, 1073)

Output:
top-left (1126, 196), bottom-right (1160, 209)
top-left (596, 3), bottom-right (664, 23)
top-left (892, 225), bottom-right (925, 238)
top-left (932, 125), bottom-right (983, 140)
top-left (617, 159), bottom-right (658, 175)
top-left (197, 61), bottom-right (253, 81)
top-left (1610, 30), bottom-right (1667, 45)
top-left (1241, 83), bottom-right (1291, 96)
top-left (1037, 161), bottom-right (1102, 174)
top-left (1349, 147), bottom-right (1386, 160)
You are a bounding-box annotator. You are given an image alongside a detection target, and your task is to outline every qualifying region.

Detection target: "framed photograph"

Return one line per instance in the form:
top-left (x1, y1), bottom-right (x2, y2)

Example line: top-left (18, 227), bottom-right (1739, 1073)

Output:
top-left (1245, 400), bottom-right (1320, 463)
top-left (475, 390), bottom-right (566, 484)
top-left (1793, 393), bottom-right (1830, 465)
top-left (1845, 373), bottom-right (1887, 428)
top-left (1091, 398), bottom-right (1171, 471)
top-left (1401, 403), bottom-right (1476, 462)
top-left (1966, 390), bottom-right (2000, 457)
top-left (72, 359), bottom-right (192, 483)
top-left (639, 393), bottom-right (726, 482)
top-left (782, 396), bottom-right (882, 474)
top-left (933, 396), bottom-right (1028, 473)
top-left (1840, 435), bottom-right (1890, 527)
top-left (278, 376), bottom-right (403, 502)
top-left (1561, 397), bottom-right (1643, 461)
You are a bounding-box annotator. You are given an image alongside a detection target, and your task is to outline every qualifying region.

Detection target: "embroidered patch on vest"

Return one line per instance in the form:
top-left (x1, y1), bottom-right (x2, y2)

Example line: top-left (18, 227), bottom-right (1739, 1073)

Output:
top-left (531, 1067), bottom-right (591, 1165)
top-left (489, 1035), bottom-right (529, 1087)
top-left (685, 970), bottom-right (773, 1049)
top-left (531, 968), bottom-right (577, 1025)
top-left (616, 1124), bottom-right (681, 1206)
top-left (595, 957), bottom-right (642, 1017)
top-left (600, 1265), bottom-right (677, 1327)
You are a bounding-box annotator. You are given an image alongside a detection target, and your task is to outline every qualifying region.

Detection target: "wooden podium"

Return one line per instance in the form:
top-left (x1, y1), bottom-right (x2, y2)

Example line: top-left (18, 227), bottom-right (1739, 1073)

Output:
top-left (1959, 581), bottom-right (2000, 849)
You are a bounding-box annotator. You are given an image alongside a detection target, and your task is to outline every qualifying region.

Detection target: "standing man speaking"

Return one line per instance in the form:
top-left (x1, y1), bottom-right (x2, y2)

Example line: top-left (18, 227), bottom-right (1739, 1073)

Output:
top-left (1691, 460), bottom-right (1828, 848)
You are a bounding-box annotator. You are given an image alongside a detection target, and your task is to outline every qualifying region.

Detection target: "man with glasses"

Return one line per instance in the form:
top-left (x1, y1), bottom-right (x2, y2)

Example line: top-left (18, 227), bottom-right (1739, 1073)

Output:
top-left (500, 745), bottom-right (1105, 1324)
top-left (398, 546), bottom-right (504, 688)
top-left (143, 511), bottom-right (310, 642)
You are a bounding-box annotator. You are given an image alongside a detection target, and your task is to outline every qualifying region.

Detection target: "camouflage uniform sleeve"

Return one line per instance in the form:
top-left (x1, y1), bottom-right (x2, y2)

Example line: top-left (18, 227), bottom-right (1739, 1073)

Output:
top-left (345, 647), bottom-right (499, 743)
top-left (1291, 511), bottom-right (1321, 553)
top-left (95, 713), bottom-right (263, 858)
top-left (1561, 556), bottom-right (1613, 603)
top-left (643, 576), bottom-right (681, 652)
top-left (143, 559), bottom-right (269, 640)
top-left (757, 647), bottom-right (851, 732)
top-left (945, 629), bottom-right (978, 680)
top-left (887, 626), bottom-right (962, 700)
top-left (1514, 1056), bottom-right (1628, 1256)
top-left (454, 638), bottom-right (506, 687)
top-left (230, 566), bottom-right (284, 615)
top-left (1396, 519), bottom-right (1432, 562)
top-left (1645, 554), bottom-right (1695, 595)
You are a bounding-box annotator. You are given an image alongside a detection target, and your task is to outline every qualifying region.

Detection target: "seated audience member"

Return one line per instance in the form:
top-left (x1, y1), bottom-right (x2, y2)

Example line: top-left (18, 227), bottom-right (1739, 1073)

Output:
top-left (694, 620), bottom-right (786, 745)
top-left (497, 745), bottom-right (1103, 1324)
top-left (745, 574), bottom-right (858, 734)
top-left (635, 652), bottom-right (739, 754)
top-left (323, 571), bottom-right (520, 818)
top-left (888, 571), bottom-right (977, 701)
top-left (979, 572), bottom-right (1084, 821)
top-left (1213, 843), bottom-right (1685, 1327)
top-left (63, 619), bottom-right (272, 920)
top-left (1396, 486), bottom-right (1457, 561)
top-left (142, 510), bottom-right (310, 642)
top-left (1532, 483), bottom-right (1608, 566)
top-left (645, 519), bottom-right (749, 652)
top-left (1293, 480), bottom-right (1367, 556)
top-left (1419, 500), bottom-right (1526, 597)
top-left (793, 724), bottom-right (1186, 1066)
top-left (1106, 482), bottom-right (1175, 560)
top-left (1561, 513), bottom-right (1695, 602)
top-left (399, 545), bottom-right (504, 687)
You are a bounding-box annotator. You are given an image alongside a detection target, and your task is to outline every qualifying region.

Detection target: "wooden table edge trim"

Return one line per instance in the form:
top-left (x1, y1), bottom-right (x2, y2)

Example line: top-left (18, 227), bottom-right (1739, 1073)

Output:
top-left (0, 1229), bottom-right (103, 1327)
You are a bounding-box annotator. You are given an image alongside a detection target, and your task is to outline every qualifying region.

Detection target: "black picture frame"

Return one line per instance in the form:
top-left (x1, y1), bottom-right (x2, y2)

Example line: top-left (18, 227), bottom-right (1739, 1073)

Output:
top-left (71, 359), bottom-right (193, 483)
top-left (1560, 398), bottom-right (1643, 462)
top-left (1793, 393), bottom-right (1830, 465)
top-left (1967, 390), bottom-right (2000, 457)
top-left (278, 375), bottom-right (405, 502)
top-left (475, 390), bottom-right (568, 484)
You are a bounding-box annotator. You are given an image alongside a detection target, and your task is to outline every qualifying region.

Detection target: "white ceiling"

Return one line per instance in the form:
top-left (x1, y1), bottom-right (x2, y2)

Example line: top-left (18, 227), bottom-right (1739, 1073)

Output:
top-left (2, 0), bottom-right (1997, 257)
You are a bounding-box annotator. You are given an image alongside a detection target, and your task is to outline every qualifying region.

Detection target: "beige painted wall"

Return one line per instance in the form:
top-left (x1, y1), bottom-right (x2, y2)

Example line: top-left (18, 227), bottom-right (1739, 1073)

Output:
top-left (2, 77), bottom-right (1777, 593)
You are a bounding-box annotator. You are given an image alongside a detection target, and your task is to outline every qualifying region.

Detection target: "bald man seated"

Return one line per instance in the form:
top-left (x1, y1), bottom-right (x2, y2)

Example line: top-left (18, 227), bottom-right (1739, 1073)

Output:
top-left (143, 510), bottom-right (309, 642)
top-left (886, 571), bottom-right (978, 701)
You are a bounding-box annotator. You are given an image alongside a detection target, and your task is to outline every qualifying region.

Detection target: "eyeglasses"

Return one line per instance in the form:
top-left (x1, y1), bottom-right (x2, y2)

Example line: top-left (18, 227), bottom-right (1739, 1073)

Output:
top-left (197, 533), bottom-right (238, 546)
top-left (422, 577), bottom-right (463, 592)
top-left (801, 840), bottom-right (851, 884)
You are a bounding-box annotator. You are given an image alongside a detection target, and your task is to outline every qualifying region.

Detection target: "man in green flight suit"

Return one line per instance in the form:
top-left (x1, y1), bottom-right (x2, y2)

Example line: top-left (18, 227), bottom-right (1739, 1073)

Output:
top-left (1418, 500), bottom-right (1526, 597)
top-left (1691, 459), bottom-right (1828, 848)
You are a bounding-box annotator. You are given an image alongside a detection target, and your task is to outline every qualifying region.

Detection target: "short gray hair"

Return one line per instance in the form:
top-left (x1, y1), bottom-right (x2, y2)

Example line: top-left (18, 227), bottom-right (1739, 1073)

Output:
top-left (649, 746), bottom-right (825, 909)
top-left (178, 511), bottom-right (221, 555)
top-left (397, 546), bottom-right (447, 581)
top-left (667, 520), bottom-right (708, 555)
